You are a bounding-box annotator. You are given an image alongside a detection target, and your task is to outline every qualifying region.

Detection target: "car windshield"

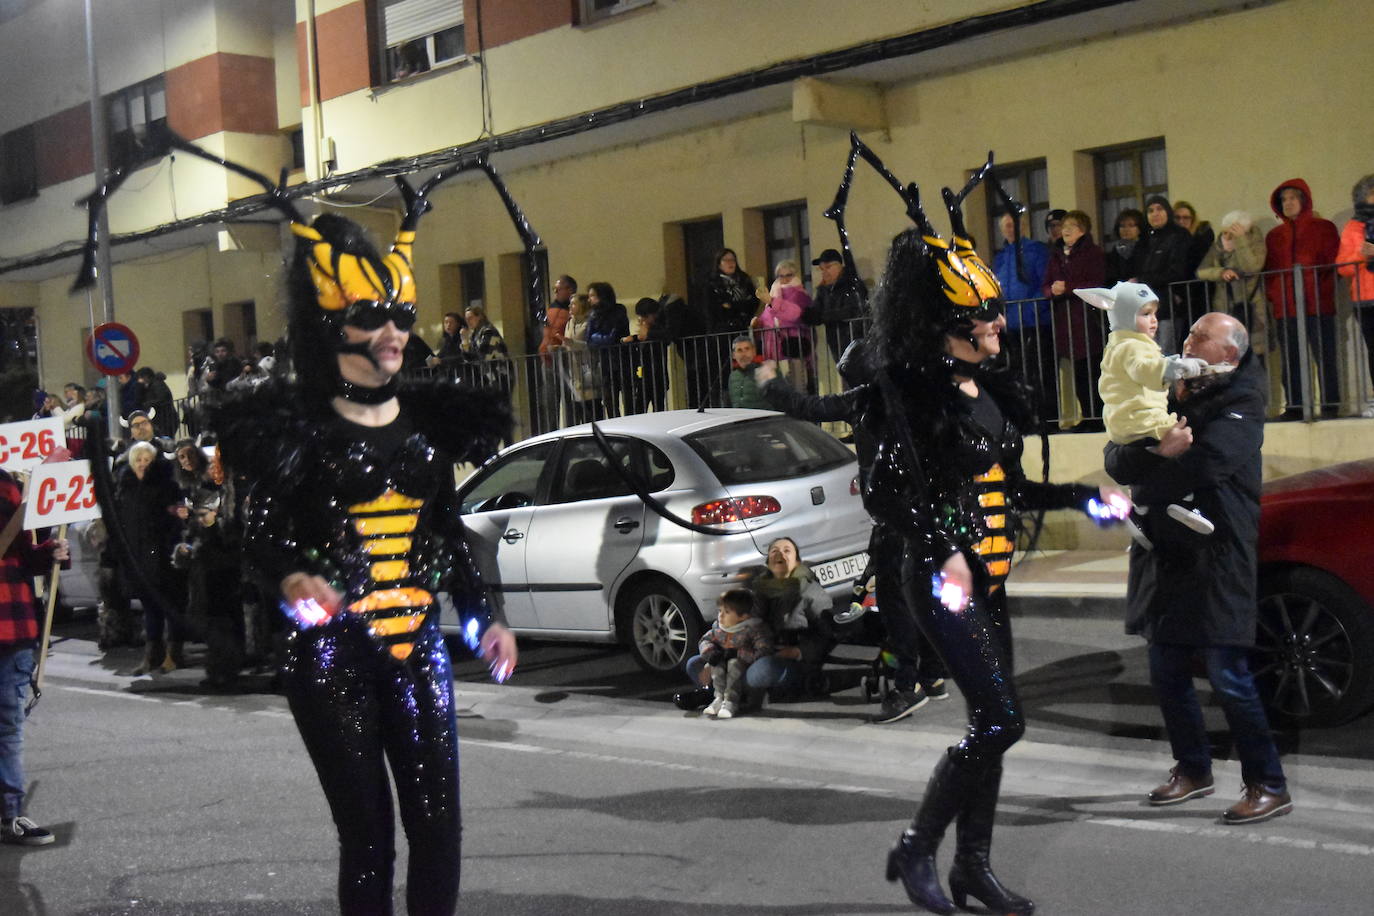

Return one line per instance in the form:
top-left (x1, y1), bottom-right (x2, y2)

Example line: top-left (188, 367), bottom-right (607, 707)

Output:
top-left (684, 416), bottom-right (853, 485)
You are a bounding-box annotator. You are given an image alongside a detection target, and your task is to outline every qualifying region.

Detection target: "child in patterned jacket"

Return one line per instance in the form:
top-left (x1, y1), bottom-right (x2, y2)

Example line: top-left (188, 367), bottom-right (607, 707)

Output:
top-left (699, 588), bottom-right (774, 719)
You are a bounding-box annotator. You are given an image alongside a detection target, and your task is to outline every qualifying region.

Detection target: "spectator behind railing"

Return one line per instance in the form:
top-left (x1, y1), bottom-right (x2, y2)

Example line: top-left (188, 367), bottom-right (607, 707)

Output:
top-left (809, 247), bottom-right (867, 364)
top-left (1138, 196), bottom-right (1192, 352)
top-left (755, 259), bottom-right (814, 393)
top-left (560, 293), bottom-right (603, 424)
top-left (1336, 173), bottom-right (1374, 416)
top-left (587, 282), bottom-right (629, 418)
top-left (1263, 178), bottom-right (1341, 418)
top-left (624, 297), bottom-right (670, 414)
top-left (1196, 211), bottom-right (1268, 347)
top-left (426, 312), bottom-right (465, 370)
top-left (1105, 209), bottom-right (1146, 285)
top-left (1045, 209), bottom-right (1106, 431)
top-left (993, 212), bottom-right (1052, 419)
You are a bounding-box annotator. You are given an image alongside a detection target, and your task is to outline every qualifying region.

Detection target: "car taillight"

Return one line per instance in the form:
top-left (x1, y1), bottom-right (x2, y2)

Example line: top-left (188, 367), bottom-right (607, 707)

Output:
top-left (850, 474), bottom-right (861, 496)
top-left (691, 495), bottom-right (781, 525)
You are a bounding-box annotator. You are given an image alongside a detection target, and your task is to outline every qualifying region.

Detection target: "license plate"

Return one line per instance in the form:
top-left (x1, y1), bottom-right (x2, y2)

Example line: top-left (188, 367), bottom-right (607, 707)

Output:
top-left (811, 551), bottom-right (869, 587)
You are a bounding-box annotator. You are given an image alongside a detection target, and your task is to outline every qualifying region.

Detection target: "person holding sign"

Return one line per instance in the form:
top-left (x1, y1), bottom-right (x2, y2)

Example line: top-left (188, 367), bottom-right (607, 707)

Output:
top-left (0, 466), bottom-right (69, 846)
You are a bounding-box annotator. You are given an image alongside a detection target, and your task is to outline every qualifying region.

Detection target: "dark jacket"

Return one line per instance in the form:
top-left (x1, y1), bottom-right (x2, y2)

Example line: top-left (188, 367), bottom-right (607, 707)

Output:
top-left (1263, 177), bottom-right (1341, 318)
top-left (140, 374), bottom-right (177, 438)
top-left (760, 337), bottom-right (874, 482)
top-left (107, 458), bottom-right (181, 599)
top-left (1137, 222), bottom-right (1191, 317)
top-left (1104, 350), bottom-right (1265, 647)
top-left (1105, 237), bottom-right (1146, 286)
top-left (1044, 234), bottom-right (1106, 360)
top-left (706, 271), bottom-right (759, 335)
top-left (809, 271), bottom-right (868, 325)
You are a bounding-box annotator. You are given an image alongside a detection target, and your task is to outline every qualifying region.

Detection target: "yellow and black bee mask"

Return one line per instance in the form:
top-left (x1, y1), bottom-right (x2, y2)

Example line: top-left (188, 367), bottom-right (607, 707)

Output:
top-left (827, 134), bottom-right (1025, 349)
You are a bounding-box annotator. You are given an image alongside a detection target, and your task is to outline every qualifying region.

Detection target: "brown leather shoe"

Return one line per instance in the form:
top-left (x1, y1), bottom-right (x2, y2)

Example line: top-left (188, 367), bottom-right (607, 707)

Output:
top-left (1147, 766), bottom-right (1215, 806)
top-left (1222, 784), bottom-right (1293, 825)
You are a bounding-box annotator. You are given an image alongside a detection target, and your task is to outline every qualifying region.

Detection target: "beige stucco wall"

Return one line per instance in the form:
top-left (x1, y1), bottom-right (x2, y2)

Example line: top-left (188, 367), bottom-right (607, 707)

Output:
top-left (11, 0), bottom-right (1374, 449)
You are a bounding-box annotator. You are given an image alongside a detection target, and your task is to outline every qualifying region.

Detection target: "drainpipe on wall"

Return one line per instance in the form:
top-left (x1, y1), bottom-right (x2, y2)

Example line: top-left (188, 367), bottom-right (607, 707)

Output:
top-left (304, 0), bottom-right (326, 180)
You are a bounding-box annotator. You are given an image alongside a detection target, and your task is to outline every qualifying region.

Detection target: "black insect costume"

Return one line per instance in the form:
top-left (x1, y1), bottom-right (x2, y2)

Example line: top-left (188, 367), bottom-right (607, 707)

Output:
top-left (832, 135), bottom-right (1103, 916)
top-left (75, 136), bottom-right (523, 916)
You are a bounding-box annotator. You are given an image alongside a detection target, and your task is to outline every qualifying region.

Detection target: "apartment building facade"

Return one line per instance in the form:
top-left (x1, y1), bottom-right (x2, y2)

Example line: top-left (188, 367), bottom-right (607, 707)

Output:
top-left (0, 0), bottom-right (1368, 404)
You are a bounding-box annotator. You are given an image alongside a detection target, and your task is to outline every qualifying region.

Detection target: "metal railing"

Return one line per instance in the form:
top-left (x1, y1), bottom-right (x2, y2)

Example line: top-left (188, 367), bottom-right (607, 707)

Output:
top-left (118, 261), bottom-right (1371, 449)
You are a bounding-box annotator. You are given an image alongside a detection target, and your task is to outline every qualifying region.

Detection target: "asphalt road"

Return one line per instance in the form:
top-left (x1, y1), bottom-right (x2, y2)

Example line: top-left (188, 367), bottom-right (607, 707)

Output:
top-left (6, 605), bottom-right (1374, 915)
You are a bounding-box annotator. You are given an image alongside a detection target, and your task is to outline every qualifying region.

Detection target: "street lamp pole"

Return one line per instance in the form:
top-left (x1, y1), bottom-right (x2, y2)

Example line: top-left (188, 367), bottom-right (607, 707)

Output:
top-left (83, 0), bottom-right (120, 439)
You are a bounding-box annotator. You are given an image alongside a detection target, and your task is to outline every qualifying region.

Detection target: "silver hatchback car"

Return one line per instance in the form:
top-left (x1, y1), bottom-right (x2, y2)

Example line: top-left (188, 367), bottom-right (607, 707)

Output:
top-left (446, 409), bottom-right (874, 673)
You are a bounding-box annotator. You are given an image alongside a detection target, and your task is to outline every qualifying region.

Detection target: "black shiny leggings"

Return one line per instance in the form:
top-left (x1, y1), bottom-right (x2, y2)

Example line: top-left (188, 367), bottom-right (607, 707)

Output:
top-left (901, 549), bottom-right (1024, 770)
top-left (283, 620), bottom-right (462, 916)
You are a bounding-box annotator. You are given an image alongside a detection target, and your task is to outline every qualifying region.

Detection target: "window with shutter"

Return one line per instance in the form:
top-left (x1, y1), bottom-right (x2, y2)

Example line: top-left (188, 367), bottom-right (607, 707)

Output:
top-left (380, 0), bottom-right (466, 83)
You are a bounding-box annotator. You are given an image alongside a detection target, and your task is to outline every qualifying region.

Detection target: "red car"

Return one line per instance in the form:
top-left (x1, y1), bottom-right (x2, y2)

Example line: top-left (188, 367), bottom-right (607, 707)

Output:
top-left (1254, 458), bottom-right (1374, 727)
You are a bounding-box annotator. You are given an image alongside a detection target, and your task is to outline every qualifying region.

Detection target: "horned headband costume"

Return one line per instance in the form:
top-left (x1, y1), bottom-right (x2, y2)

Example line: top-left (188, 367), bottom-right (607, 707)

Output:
top-left (72, 129), bottom-right (540, 617)
top-left (826, 132), bottom-right (1025, 358)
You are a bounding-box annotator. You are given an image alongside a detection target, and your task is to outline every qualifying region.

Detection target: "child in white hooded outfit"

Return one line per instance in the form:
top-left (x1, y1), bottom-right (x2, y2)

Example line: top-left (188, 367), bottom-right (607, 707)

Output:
top-left (1076, 281), bottom-right (1223, 541)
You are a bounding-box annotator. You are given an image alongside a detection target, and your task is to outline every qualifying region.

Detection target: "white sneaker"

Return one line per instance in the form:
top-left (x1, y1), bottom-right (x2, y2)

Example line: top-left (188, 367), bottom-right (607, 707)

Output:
top-left (704, 696), bottom-right (724, 717)
top-left (1167, 504), bottom-right (1215, 535)
top-left (716, 702), bottom-right (736, 720)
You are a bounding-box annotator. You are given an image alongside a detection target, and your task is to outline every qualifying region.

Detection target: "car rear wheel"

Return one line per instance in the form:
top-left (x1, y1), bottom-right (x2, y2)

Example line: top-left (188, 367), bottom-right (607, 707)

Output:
top-left (1253, 567), bottom-right (1374, 728)
top-left (618, 578), bottom-right (704, 675)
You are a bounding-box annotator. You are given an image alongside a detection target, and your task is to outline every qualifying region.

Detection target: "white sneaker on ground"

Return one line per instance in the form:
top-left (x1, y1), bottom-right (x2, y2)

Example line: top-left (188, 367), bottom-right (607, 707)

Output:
top-left (1167, 504), bottom-right (1215, 535)
top-left (704, 696), bottom-right (723, 717)
top-left (716, 702), bottom-right (736, 720)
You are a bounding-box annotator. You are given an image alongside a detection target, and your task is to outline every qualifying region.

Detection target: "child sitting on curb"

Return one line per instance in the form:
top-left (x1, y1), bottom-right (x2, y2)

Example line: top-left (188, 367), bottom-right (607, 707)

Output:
top-left (697, 588), bottom-right (774, 719)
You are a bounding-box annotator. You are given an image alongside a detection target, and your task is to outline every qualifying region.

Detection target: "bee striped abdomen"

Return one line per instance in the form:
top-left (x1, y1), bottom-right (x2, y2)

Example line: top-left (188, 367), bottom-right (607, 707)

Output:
top-left (346, 490), bottom-right (430, 660)
top-left (972, 463), bottom-right (1013, 591)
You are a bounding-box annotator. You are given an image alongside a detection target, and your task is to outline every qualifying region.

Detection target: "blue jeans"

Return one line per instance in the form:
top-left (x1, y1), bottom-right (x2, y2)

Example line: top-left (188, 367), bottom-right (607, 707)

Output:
top-left (0, 646), bottom-right (36, 819)
top-left (684, 653), bottom-right (806, 692)
top-left (1148, 643), bottom-right (1285, 791)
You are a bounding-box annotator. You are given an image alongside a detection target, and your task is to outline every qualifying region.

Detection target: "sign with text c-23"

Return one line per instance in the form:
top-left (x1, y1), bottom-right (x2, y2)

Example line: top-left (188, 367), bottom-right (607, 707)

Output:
top-left (0, 418), bottom-right (64, 472)
top-left (23, 460), bottom-right (102, 529)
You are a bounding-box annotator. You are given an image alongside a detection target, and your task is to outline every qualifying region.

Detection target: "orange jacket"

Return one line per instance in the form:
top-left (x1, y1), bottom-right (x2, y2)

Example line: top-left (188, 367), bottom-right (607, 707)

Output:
top-left (1336, 219), bottom-right (1374, 304)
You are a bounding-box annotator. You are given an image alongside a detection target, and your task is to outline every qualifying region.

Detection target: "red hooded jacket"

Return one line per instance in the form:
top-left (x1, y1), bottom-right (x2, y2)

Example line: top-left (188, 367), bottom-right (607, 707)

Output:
top-left (1263, 178), bottom-right (1340, 318)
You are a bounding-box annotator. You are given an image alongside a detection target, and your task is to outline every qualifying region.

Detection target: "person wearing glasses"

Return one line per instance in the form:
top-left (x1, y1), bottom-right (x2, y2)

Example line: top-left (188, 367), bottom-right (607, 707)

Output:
top-left (213, 211), bottom-right (517, 915)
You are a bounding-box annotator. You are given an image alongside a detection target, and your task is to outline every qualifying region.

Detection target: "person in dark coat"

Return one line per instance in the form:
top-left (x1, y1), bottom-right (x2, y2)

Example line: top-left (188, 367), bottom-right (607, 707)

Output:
top-left (172, 492), bottom-right (243, 691)
top-left (109, 441), bottom-right (183, 676)
top-left (705, 248), bottom-right (761, 403)
top-left (135, 367), bottom-right (177, 439)
top-left (586, 281), bottom-right (630, 417)
top-left (1137, 195), bottom-right (1193, 352)
top-left (1104, 311), bottom-right (1291, 826)
top-left (1043, 210), bottom-right (1106, 429)
top-left (808, 248), bottom-right (869, 364)
top-left (1105, 208), bottom-right (1147, 285)
top-left (658, 293), bottom-right (711, 408)
top-left (752, 338), bottom-right (948, 723)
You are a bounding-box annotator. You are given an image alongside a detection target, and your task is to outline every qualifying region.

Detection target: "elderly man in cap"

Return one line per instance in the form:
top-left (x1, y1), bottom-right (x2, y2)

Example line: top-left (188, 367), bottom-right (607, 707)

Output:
top-left (809, 248), bottom-right (869, 364)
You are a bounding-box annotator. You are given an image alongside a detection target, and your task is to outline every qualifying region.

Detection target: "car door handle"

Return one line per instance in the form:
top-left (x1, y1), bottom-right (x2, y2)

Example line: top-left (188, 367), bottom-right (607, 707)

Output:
top-left (613, 516), bottom-right (640, 532)
top-left (502, 528), bottom-right (525, 544)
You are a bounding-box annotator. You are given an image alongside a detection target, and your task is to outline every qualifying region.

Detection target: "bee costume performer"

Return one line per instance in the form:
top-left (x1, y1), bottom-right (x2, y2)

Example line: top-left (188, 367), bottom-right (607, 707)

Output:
top-left (828, 135), bottom-right (1125, 915)
top-left (75, 136), bottom-right (523, 915)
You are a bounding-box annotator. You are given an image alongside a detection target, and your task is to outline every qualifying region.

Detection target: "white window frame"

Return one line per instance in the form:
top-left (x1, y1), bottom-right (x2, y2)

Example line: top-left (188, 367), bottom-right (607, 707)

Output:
top-left (380, 0), bottom-right (467, 84)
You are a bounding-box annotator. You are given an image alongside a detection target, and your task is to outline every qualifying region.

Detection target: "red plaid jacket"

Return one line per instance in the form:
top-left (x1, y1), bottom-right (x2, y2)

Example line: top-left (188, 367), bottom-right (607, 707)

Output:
top-left (1, 470), bottom-right (57, 646)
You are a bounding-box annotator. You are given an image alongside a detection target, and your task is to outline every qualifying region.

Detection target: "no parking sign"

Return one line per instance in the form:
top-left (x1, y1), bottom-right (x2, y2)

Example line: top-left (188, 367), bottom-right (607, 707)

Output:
top-left (85, 322), bottom-right (140, 376)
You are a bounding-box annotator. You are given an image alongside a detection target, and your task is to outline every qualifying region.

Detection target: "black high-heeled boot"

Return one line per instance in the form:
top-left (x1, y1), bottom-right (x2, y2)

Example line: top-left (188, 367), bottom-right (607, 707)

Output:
top-left (947, 762), bottom-right (1034, 915)
top-left (886, 751), bottom-right (970, 915)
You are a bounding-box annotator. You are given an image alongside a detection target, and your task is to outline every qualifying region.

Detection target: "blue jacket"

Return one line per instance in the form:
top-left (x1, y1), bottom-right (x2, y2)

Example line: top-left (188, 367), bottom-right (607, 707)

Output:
top-left (993, 239), bottom-right (1050, 331)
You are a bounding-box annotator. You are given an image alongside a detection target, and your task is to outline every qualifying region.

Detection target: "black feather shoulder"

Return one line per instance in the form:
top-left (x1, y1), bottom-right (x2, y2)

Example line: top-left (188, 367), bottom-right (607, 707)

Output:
top-left (396, 376), bottom-right (512, 465)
